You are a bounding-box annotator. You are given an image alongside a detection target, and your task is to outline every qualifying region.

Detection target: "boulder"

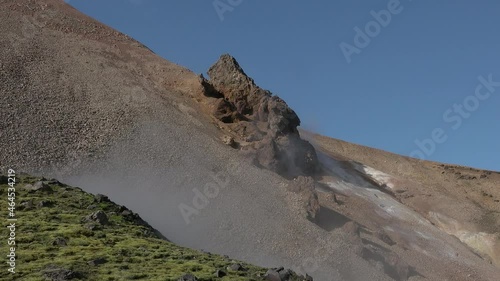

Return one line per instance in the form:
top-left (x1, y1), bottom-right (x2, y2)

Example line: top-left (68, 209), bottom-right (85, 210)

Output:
top-left (278, 268), bottom-right (293, 280)
top-left (303, 190), bottom-right (320, 220)
top-left (94, 194), bottom-right (110, 203)
top-left (85, 210), bottom-right (109, 225)
top-left (52, 237), bottom-right (68, 247)
top-left (266, 96), bottom-right (300, 136)
top-left (87, 257), bottom-right (107, 266)
top-left (227, 263), bottom-right (244, 271)
top-left (264, 269), bottom-right (281, 281)
top-left (264, 267), bottom-right (300, 281)
top-left (288, 177), bottom-right (320, 219)
top-left (43, 265), bottom-right (80, 280)
top-left (84, 224), bottom-right (99, 231)
top-left (0, 175), bottom-right (8, 184)
top-left (121, 209), bottom-right (133, 216)
top-left (47, 179), bottom-right (63, 186)
top-left (20, 199), bottom-right (34, 210)
top-left (214, 269), bottom-right (226, 277)
top-left (38, 200), bottom-right (53, 208)
top-left (29, 181), bottom-right (52, 192)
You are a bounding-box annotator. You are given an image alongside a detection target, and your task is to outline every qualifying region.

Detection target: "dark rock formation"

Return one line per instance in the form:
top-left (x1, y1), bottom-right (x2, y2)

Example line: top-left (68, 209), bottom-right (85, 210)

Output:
top-left (265, 269), bottom-right (281, 281)
top-left (214, 269), bottom-right (226, 277)
top-left (94, 194), bottom-right (110, 203)
top-left (87, 257), bottom-right (107, 266)
top-left (288, 176), bottom-right (321, 219)
top-left (0, 174), bottom-right (8, 184)
top-left (304, 190), bottom-right (320, 220)
top-left (52, 237), bottom-right (68, 247)
top-left (26, 181), bottom-right (53, 192)
top-left (207, 55), bottom-right (268, 116)
top-left (43, 265), bottom-right (81, 280)
top-left (227, 263), bottom-right (244, 271)
top-left (38, 200), bottom-right (53, 208)
top-left (20, 199), bottom-right (35, 210)
top-left (264, 267), bottom-right (307, 281)
top-left (205, 54), bottom-right (318, 178)
top-left (85, 210), bottom-right (109, 225)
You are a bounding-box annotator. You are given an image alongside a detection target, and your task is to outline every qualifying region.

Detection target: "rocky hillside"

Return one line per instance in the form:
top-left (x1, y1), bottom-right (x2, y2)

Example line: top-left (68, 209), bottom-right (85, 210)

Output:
top-left (0, 173), bottom-right (310, 281)
top-left (309, 133), bottom-right (500, 268)
top-left (1, 1), bottom-right (500, 281)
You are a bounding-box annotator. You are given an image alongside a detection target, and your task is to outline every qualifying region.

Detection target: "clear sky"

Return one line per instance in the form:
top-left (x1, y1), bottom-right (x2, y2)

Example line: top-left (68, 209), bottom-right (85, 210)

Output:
top-left (66, 0), bottom-right (500, 171)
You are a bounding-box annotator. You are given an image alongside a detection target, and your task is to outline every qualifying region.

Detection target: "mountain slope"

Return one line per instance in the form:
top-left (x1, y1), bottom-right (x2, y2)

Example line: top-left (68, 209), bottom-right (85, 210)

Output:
top-left (1, 1), bottom-right (500, 281)
top-left (0, 0), bottom-right (203, 175)
top-left (310, 133), bottom-right (500, 262)
top-left (1, 1), bottom-right (383, 280)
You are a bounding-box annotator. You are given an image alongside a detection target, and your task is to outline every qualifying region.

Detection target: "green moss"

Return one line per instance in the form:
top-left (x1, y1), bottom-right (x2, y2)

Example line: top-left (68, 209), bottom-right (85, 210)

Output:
top-left (0, 175), bottom-right (304, 281)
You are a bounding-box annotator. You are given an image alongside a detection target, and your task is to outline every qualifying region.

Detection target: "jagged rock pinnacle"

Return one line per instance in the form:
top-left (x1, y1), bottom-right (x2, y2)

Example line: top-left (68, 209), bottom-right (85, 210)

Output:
top-left (204, 54), bottom-right (319, 177)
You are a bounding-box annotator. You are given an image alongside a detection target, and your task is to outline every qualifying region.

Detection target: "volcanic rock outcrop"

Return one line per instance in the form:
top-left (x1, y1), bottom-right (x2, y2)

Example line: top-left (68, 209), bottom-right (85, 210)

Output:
top-left (202, 54), bottom-right (318, 178)
top-left (288, 176), bottom-right (321, 219)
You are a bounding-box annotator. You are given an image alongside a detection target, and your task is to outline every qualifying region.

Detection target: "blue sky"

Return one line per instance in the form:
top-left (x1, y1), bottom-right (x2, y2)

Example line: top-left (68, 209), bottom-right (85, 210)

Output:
top-left (67, 0), bottom-right (500, 171)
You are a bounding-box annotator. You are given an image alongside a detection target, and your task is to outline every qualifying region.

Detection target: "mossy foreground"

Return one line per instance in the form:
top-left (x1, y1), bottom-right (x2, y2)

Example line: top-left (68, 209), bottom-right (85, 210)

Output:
top-left (0, 174), bottom-right (306, 281)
